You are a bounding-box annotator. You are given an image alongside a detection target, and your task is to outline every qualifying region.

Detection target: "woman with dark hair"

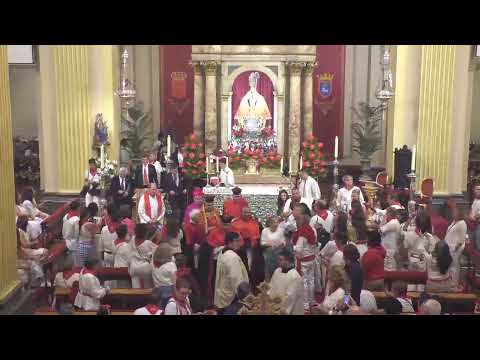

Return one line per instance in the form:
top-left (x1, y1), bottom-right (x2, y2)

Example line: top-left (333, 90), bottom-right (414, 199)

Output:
top-left (403, 210), bottom-right (437, 291)
top-left (154, 216), bottom-right (183, 255)
top-left (425, 240), bottom-right (458, 292)
top-left (277, 189), bottom-right (289, 216)
top-left (361, 230), bottom-right (386, 291)
top-left (444, 203), bottom-right (467, 289)
top-left (343, 244), bottom-right (362, 306)
top-left (320, 213), bottom-right (347, 291)
top-left (20, 187), bottom-right (49, 236)
top-left (350, 200), bottom-right (369, 259)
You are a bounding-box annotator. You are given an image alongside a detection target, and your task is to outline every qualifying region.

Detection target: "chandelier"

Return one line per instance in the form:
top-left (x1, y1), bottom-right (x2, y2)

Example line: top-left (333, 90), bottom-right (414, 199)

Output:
top-left (114, 48), bottom-right (136, 101)
top-left (375, 46), bottom-right (394, 105)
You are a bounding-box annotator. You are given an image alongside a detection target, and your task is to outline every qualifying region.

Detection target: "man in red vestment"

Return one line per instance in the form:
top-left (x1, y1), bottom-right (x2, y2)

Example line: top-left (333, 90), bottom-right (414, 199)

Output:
top-left (231, 207), bottom-right (263, 285)
top-left (223, 187), bottom-right (249, 220)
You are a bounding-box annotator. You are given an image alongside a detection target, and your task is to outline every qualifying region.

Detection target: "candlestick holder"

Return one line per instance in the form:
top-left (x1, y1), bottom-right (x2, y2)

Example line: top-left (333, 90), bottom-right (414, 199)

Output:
top-left (329, 159), bottom-right (340, 213)
top-left (406, 170), bottom-right (417, 201)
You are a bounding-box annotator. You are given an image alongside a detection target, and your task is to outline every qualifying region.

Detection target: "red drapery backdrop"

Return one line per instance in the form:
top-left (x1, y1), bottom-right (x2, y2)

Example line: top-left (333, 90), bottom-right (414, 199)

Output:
top-left (313, 45), bottom-right (345, 159)
top-left (161, 45), bottom-right (194, 145)
top-left (231, 71), bottom-right (274, 129)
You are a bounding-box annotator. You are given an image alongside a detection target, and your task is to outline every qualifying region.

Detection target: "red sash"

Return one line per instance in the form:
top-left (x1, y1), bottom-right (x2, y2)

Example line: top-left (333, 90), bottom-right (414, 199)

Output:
top-left (296, 255), bottom-right (316, 275)
top-left (293, 224), bottom-right (317, 246)
top-left (144, 193), bottom-right (163, 220)
top-left (114, 238), bottom-right (126, 247)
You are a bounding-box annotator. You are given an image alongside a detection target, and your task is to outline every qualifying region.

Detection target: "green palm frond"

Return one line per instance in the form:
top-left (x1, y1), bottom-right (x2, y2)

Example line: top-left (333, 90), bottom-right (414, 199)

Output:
top-left (351, 102), bottom-right (383, 159)
top-left (120, 104), bottom-right (154, 160)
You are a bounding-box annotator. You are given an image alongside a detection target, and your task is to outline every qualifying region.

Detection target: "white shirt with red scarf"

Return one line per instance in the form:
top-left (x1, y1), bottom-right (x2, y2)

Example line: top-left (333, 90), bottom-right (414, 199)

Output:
top-left (128, 238), bottom-right (157, 289)
top-left (164, 296), bottom-right (192, 315)
top-left (138, 193), bottom-right (165, 224)
top-left (134, 304), bottom-right (163, 315)
top-left (84, 169), bottom-right (101, 207)
top-left (74, 268), bottom-right (107, 311)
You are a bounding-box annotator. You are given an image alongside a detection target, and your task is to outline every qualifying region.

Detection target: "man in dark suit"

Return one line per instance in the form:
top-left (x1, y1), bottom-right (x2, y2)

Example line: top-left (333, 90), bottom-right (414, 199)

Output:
top-left (108, 166), bottom-right (134, 215)
top-left (163, 162), bottom-right (187, 221)
top-left (134, 152), bottom-right (159, 189)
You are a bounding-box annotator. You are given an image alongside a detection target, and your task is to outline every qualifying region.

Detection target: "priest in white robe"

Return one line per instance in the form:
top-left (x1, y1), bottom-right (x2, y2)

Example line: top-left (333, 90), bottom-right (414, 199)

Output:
top-left (137, 183), bottom-right (165, 225)
top-left (337, 175), bottom-right (365, 212)
top-left (298, 170), bottom-right (321, 210)
top-left (214, 231), bottom-right (249, 312)
top-left (269, 249), bottom-right (304, 315)
top-left (219, 158), bottom-right (235, 187)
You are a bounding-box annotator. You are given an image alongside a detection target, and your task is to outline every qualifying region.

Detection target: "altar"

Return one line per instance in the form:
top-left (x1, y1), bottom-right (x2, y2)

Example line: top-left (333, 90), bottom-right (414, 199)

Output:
top-left (191, 46), bottom-right (317, 176)
top-left (203, 182), bottom-right (291, 224)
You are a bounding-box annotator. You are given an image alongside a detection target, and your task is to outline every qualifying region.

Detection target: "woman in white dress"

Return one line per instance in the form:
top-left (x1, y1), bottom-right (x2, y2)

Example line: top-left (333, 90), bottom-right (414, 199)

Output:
top-left (261, 216), bottom-right (286, 281)
top-left (112, 224), bottom-right (132, 288)
top-left (444, 206), bottom-right (467, 289)
top-left (19, 188), bottom-right (48, 241)
top-left (403, 211), bottom-right (437, 292)
top-left (319, 265), bottom-right (350, 312)
top-left (129, 223), bottom-right (157, 289)
top-left (425, 240), bottom-right (458, 292)
top-left (99, 213), bottom-right (121, 268)
top-left (153, 217), bottom-right (183, 256)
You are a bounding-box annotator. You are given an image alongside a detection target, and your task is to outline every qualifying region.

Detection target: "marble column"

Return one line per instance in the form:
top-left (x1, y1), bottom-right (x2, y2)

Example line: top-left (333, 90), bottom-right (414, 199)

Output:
top-left (0, 46), bottom-right (20, 303)
top-left (303, 62), bottom-right (315, 138)
top-left (193, 62), bottom-right (205, 140)
top-left (416, 45), bottom-right (471, 195)
top-left (288, 62), bottom-right (304, 174)
top-left (204, 61), bottom-right (218, 154)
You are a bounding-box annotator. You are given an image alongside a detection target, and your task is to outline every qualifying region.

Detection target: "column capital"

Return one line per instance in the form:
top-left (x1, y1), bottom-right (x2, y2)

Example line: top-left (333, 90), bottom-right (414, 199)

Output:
top-left (203, 60), bottom-right (219, 76)
top-left (304, 62), bottom-right (317, 76)
top-left (286, 61), bottom-right (305, 76)
top-left (191, 61), bottom-right (203, 75)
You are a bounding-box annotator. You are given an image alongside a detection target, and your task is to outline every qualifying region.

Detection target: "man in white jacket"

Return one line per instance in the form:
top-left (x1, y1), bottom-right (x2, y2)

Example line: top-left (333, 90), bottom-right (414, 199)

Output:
top-left (379, 207), bottom-right (401, 271)
top-left (74, 257), bottom-right (110, 311)
top-left (269, 249), bottom-right (304, 315)
top-left (298, 170), bottom-right (321, 210)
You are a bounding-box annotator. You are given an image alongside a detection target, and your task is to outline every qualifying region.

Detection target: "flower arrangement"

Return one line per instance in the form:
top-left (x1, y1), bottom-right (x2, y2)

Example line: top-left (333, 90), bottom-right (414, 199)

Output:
top-left (181, 133), bottom-right (206, 179)
top-left (259, 151), bottom-right (282, 169)
top-left (97, 157), bottom-right (118, 190)
top-left (301, 134), bottom-right (328, 179)
top-left (227, 147), bottom-right (282, 170)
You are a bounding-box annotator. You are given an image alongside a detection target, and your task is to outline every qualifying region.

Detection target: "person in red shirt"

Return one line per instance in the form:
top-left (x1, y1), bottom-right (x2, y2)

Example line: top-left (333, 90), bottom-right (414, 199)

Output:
top-left (223, 187), bottom-right (249, 220)
top-left (361, 229), bottom-right (386, 291)
top-left (231, 207), bottom-right (263, 285)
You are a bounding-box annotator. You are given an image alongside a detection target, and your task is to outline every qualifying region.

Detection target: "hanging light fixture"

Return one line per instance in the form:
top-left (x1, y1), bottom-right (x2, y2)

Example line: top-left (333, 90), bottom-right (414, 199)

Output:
top-left (375, 46), bottom-right (394, 106)
top-left (114, 48), bottom-right (136, 104)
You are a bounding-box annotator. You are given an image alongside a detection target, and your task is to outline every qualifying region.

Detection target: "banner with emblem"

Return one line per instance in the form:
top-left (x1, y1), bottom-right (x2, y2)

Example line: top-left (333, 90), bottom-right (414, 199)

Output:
top-left (161, 46), bottom-right (194, 144)
top-left (313, 45), bottom-right (345, 158)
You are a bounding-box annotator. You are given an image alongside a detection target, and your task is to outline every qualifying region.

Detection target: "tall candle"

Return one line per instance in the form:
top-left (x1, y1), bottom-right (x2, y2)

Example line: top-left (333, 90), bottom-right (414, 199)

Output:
top-left (280, 157), bottom-right (284, 173)
top-left (226, 156), bottom-right (229, 168)
top-left (411, 145), bottom-right (416, 171)
top-left (206, 156), bottom-right (209, 174)
top-left (334, 136), bottom-right (339, 159)
top-left (100, 144), bottom-right (105, 169)
top-left (289, 157), bottom-right (292, 174)
top-left (216, 157), bottom-right (219, 173)
top-left (167, 135), bottom-right (171, 157)
top-left (300, 156), bottom-right (303, 170)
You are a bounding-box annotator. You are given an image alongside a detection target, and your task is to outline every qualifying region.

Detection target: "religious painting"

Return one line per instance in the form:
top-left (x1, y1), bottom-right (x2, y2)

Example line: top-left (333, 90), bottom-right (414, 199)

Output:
top-left (230, 71), bottom-right (276, 154)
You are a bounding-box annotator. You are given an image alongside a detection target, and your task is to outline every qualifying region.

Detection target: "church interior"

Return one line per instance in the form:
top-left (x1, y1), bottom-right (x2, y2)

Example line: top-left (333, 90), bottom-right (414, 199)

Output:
top-left (2, 44), bottom-right (480, 315)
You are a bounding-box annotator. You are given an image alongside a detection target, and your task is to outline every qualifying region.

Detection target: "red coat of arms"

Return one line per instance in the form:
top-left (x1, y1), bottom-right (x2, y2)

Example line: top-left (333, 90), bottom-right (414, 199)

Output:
top-left (169, 72), bottom-right (190, 115)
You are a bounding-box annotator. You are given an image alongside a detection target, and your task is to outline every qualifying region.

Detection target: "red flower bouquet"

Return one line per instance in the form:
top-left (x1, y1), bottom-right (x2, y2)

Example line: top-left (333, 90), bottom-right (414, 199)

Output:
top-left (301, 134), bottom-right (327, 179)
top-left (181, 133), bottom-right (206, 179)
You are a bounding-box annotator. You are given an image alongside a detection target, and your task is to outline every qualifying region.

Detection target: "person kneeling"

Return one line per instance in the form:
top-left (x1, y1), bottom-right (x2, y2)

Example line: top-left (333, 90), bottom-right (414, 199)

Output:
top-left (74, 257), bottom-right (110, 311)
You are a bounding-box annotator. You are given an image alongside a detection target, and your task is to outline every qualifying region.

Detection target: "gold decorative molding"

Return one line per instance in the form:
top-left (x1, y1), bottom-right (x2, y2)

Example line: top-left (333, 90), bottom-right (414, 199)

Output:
top-left (304, 62), bottom-right (317, 75)
top-left (192, 61), bottom-right (203, 75)
top-left (0, 46), bottom-right (19, 302)
top-left (238, 282), bottom-right (287, 315)
top-left (287, 61), bottom-right (305, 76)
top-left (203, 61), bottom-right (219, 76)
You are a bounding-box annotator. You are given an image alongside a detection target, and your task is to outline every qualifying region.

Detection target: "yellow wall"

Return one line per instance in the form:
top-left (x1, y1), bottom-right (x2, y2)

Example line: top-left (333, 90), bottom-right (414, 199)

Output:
top-left (0, 45), bottom-right (20, 302)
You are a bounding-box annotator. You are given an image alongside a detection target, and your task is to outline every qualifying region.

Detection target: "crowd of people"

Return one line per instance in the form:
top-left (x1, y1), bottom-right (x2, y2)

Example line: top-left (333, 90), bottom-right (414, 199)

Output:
top-left (14, 141), bottom-right (480, 315)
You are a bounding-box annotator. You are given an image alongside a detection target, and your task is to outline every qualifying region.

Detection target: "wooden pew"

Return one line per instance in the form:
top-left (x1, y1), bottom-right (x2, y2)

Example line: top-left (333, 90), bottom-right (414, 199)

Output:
top-left (55, 288), bottom-right (152, 310)
top-left (372, 290), bottom-right (478, 313)
top-left (35, 307), bottom-right (134, 315)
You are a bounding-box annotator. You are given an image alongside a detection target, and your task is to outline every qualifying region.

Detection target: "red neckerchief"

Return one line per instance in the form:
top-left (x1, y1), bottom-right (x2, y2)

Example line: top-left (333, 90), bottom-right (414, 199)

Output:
top-left (292, 224), bottom-right (317, 245)
top-left (81, 268), bottom-right (97, 276)
top-left (392, 201), bottom-right (401, 207)
top-left (316, 209), bottom-right (328, 220)
top-left (63, 269), bottom-right (80, 281)
top-left (172, 294), bottom-right (192, 315)
top-left (114, 238), bottom-right (126, 247)
top-left (415, 228), bottom-right (423, 237)
top-left (67, 210), bottom-right (78, 219)
top-left (145, 304), bottom-right (160, 315)
top-left (107, 220), bottom-right (119, 233)
top-left (386, 216), bottom-right (394, 223)
top-left (89, 169), bottom-right (97, 177)
top-left (135, 237), bottom-right (146, 247)
top-left (144, 193), bottom-right (163, 220)
top-left (153, 261), bottom-right (162, 268)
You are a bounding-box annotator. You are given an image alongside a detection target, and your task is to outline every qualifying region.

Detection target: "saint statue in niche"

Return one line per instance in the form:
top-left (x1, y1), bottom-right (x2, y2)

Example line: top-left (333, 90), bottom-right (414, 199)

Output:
top-left (234, 72), bottom-right (272, 134)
